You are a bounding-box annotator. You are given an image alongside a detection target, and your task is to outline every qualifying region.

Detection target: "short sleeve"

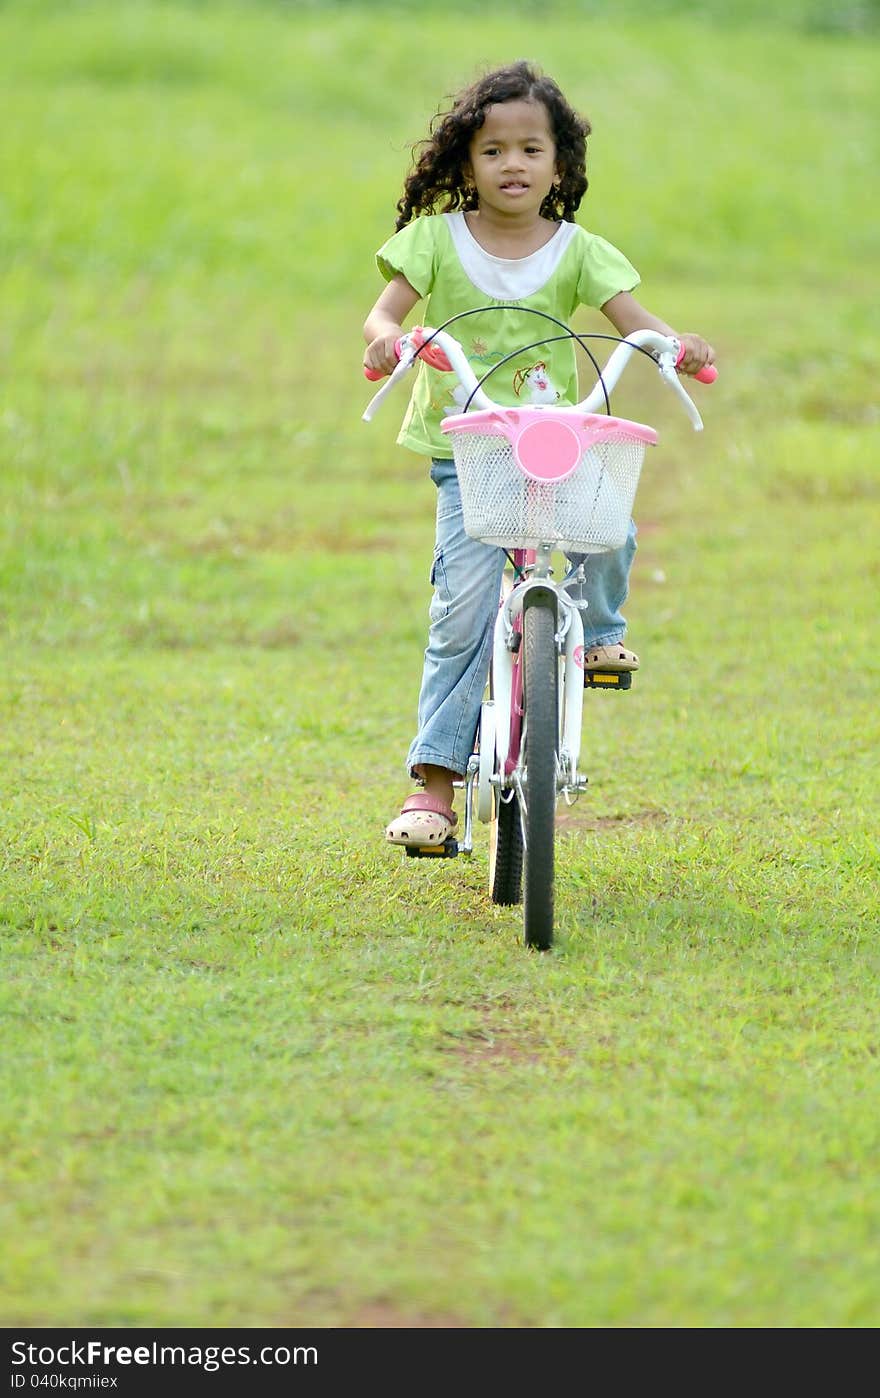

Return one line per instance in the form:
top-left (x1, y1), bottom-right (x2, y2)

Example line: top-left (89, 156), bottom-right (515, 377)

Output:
top-left (575, 230), bottom-right (640, 309)
top-left (376, 217), bottom-right (440, 299)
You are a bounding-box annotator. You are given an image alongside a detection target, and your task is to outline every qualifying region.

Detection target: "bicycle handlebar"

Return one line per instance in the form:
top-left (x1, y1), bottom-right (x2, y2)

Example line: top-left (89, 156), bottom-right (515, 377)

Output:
top-left (362, 326), bottom-right (713, 430)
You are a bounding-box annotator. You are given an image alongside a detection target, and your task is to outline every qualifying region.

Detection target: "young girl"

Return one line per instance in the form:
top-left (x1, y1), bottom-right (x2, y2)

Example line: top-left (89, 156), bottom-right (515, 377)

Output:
top-left (363, 60), bottom-right (714, 849)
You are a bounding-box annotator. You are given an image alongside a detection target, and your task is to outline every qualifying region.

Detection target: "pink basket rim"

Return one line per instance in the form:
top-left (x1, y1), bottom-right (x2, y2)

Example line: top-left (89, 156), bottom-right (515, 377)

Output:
top-left (440, 406), bottom-right (658, 446)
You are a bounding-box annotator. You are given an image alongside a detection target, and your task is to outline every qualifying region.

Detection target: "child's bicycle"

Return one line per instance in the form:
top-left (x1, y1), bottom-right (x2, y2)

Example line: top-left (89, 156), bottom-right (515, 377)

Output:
top-left (363, 316), bottom-right (714, 949)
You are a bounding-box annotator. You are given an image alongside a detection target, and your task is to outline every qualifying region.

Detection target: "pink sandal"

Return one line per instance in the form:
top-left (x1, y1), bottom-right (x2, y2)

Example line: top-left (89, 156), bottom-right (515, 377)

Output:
top-left (385, 793), bottom-right (457, 848)
top-left (582, 642), bottom-right (640, 672)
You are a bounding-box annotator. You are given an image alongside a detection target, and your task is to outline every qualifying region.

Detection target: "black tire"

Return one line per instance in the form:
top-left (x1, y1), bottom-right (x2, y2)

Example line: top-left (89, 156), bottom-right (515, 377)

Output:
top-left (521, 598), bottom-right (559, 949)
top-left (489, 789), bottom-right (523, 906)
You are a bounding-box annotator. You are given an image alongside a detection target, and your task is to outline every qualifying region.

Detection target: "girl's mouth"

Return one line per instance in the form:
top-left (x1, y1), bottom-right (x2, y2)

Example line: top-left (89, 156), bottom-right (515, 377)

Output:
top-left (500, 182), bottom-right (528, 194)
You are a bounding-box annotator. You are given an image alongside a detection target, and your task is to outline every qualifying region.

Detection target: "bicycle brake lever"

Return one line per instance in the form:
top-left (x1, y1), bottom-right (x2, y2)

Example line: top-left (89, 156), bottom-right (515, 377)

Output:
top-left (361, 341), bottom-right (420, 422)
top-left (657, 348), bottom-right (704, 432)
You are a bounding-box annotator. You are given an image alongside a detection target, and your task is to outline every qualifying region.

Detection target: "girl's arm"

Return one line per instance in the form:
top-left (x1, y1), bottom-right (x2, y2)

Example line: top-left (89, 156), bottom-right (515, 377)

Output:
top-left (601, 291), bottom-right (715, 376)
top-left (363, 273), bottom-right (421, 376)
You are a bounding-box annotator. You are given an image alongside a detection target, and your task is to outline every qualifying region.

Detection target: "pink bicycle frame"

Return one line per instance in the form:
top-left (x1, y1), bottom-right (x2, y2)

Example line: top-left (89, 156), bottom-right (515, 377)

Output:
top-left (504, 551), bottom-right (529, 778)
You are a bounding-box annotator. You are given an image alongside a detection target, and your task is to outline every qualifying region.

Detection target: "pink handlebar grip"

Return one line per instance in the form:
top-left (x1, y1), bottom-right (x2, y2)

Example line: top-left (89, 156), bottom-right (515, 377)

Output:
top-left (363, 328), bottom-right (453, 380)
top-left (675, 343), bottom-right (717, 383)
top-left (363, 337), bottom-right (404, 381)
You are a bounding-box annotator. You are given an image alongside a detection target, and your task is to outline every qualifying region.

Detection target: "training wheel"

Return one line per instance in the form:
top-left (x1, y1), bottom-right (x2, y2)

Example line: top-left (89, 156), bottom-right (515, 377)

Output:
top-left (477, 701), bottom-right (497, 823)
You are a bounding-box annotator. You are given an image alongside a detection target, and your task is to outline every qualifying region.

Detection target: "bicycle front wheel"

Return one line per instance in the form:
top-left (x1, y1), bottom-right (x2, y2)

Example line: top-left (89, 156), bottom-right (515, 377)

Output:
top-left (521, 597), bottom-right (559, 950)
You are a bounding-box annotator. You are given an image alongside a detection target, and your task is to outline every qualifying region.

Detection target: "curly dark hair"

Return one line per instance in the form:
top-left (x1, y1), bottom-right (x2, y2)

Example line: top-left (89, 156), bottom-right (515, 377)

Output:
top-left (394, 61), bottom-right (590, 231)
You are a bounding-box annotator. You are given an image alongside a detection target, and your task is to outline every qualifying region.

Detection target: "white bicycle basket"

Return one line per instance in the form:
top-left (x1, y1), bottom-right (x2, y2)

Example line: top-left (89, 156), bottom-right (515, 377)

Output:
top-left (440, 406), bottom-right (657, 553)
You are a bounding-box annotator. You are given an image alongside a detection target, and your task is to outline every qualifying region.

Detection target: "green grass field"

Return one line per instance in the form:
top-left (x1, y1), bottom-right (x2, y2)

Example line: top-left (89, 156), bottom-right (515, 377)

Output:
top-left (2, 0), bottom-right (879, 1327)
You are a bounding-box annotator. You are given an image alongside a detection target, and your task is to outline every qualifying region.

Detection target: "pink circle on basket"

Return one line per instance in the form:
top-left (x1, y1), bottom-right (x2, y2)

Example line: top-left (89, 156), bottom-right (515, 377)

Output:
top-left (514, 419), bottom-right (582, 482)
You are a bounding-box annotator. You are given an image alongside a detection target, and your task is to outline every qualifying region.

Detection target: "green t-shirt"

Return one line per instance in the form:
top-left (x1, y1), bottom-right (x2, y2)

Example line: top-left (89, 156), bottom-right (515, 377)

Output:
top-left (375, 212), bottom-right (640, 457)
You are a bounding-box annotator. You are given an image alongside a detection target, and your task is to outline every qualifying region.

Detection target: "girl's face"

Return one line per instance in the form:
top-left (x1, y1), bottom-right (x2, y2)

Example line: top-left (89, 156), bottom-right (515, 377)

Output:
top-left (465, 98), bottom-right (559, 220)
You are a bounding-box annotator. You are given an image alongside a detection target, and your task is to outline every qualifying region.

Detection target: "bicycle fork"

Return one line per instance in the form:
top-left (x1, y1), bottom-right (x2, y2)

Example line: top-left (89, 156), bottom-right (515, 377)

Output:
top-left (455, 577), bottom-right (587, 854)
top-left (492, 578), bottom-right (587, 797)
top-left (408, 571), bottom-right (588, 861)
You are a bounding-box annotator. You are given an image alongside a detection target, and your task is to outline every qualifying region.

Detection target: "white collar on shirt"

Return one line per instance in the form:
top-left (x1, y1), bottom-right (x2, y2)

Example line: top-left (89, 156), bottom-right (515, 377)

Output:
top-left (444, 211), bottom-right (578, 300)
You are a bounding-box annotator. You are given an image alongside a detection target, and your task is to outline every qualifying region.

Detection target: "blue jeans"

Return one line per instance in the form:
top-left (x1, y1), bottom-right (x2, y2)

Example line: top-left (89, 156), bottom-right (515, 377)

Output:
top-left (406, 457), bottom-right (637, 779)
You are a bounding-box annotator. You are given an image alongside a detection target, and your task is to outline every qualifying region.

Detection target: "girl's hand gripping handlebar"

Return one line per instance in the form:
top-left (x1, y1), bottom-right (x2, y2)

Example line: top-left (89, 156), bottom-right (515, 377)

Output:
top-left (363, 327), bottom-right (453, 380)
top-left (362, 327), bottom-right (494, 422)
top-left (675, 344), bottom-right (717, 384)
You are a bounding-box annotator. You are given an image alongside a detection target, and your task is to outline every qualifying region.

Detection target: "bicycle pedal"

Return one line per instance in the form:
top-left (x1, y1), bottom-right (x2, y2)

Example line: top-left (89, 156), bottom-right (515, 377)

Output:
top-left (584, 669), bottom-right (633, 690)
top-left (405, 838), bottom-right (459, 859)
